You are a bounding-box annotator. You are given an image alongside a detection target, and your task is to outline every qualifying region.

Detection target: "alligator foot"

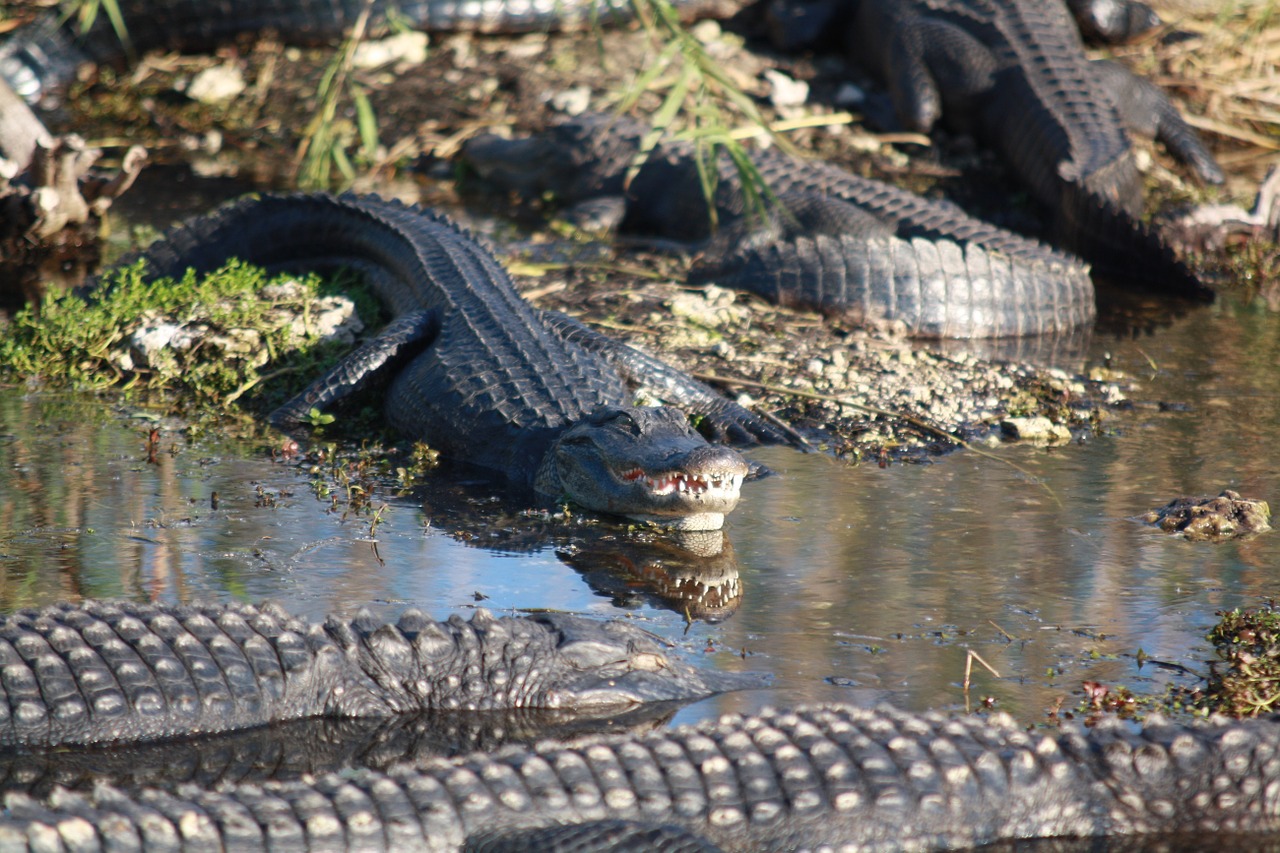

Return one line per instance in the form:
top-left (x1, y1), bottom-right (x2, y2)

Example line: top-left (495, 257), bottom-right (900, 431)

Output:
top-left (1169, 166), bottom-right (1280, 252)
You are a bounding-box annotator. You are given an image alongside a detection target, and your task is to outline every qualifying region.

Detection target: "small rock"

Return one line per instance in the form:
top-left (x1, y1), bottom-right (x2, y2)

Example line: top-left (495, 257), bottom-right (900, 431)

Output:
top-left (132, 323), bottom-right (200, 358)
top-left (286, 296), bottom-right (364, 346)
top-left (210, 328), bottom-right (266, 366)
top-left (504, 35), bottom-right (547, 60)
top-left (185, 64), bottom-right (246, 104)
top-left (549, 85), bottom-right (592, 116)
top-left (1000, 416), bottom-right (1071, 444)
top-left (1138, 490), bottom-right (1272, 543)
top-left (353, 31), bottom-right (429, 69)
top-left (690, 20), bottom-right (722, 45)
top-left (764, 69), bottom-right (809, 111)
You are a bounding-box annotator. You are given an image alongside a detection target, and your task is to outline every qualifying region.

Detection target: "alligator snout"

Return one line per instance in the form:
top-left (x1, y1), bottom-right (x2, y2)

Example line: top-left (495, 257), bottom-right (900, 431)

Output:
top-left (551, 406), bottom-right (752, 531)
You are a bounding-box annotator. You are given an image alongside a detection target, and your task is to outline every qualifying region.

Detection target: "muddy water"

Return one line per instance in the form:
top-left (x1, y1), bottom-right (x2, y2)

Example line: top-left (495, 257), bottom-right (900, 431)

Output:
top-left (3, 179), bottom-right (1279, 733)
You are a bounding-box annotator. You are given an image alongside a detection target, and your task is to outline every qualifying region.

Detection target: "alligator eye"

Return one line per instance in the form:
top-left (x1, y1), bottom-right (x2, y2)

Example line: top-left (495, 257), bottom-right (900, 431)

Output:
top-left (608, 411), bottom-right (640, 433)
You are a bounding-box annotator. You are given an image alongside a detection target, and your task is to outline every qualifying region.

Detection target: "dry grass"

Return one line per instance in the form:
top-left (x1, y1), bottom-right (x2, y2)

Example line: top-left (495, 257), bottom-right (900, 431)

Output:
top-left (1121, 1), bottom-right (1280, 184)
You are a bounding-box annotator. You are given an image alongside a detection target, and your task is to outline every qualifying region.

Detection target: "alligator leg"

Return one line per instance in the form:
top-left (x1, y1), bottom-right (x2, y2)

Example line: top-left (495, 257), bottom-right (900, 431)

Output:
top-left (539, 311), bottom-right (807, 448)
top-left (850, 2), bottom-right (999, 135)
top-left (1091, 58), bottom-right (1225, 185)
top-left (270, 309), bottom-right (440, 427)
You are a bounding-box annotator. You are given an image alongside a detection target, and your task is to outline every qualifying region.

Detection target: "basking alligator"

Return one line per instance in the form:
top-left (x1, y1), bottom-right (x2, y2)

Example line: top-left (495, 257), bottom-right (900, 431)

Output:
top-left (0, 599), bottom-right (760, 750)
top-left (839, 0), bottom-right (1223, 298)
top-left (466, 113), bottom-right (1096, 339)
top-left (7, 702), bottom-right (1280, 850)
top-left (120, 193), bottom-right (801, 530)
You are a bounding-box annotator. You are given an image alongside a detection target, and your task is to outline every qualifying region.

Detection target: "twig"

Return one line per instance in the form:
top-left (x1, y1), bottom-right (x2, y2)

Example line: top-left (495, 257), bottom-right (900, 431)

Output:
top-left (963, 648), bottom-right (1001, 695)
top-left (988, 620), bottom-right (1016, 642)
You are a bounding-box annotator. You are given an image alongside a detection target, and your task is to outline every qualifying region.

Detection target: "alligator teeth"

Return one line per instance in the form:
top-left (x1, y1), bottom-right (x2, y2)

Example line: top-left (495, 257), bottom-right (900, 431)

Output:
top-left (621, 469), bottom-right (744, 496)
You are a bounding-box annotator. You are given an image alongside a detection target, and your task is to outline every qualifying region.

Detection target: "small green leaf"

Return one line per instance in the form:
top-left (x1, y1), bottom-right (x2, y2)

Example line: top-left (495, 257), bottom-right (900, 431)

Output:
top-left (307, 408), bottom-right (336, 427)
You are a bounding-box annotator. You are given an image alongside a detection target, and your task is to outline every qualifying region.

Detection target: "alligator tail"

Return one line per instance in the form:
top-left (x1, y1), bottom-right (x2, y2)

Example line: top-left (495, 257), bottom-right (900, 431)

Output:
top-left (1059, 179), bottom-right (1213, 301)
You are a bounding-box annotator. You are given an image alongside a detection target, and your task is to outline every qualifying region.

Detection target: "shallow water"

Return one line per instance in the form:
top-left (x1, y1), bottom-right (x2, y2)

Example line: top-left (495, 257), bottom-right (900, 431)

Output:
top-left (5, 174), bottom-right (1280, 739)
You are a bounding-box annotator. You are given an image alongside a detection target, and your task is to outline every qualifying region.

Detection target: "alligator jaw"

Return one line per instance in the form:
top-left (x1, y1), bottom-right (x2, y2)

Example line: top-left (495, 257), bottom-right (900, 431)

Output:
top-left (549, 406), bottom-right (751, 531)
top-left (535, 612), bottom-right (769, 709)
top-left (607, 463), bottom-right (745, 532)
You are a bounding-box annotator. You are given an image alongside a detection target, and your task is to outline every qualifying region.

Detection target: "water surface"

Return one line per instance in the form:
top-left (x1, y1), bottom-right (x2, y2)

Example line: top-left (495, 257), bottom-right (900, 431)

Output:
top-left (4, 173), bottom-right (1279, 732)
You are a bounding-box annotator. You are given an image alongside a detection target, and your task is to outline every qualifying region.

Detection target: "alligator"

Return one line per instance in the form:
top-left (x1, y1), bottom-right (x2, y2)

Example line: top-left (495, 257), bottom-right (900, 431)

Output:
top-left (7, 701), bottom-right (1280, 850)
top-left (465, 113), bottom-right (1097, 339)
top-left (836, 0), bottom-right (1223, 299)
top-left (0, 598), bottom-right (761, 750)
top-left (117, 192), bottom-right (803, 530)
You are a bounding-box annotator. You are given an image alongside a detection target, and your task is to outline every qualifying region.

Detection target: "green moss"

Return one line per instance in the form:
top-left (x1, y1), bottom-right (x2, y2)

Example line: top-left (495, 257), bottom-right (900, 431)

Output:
top-left (0, 260), bottom-right (374, 415)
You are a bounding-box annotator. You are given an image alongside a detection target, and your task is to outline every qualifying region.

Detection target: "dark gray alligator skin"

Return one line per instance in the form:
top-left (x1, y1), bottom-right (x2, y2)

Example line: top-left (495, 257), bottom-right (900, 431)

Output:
top-left (0, 599), bottom-right (761, 749)
top-left (465, 114), bottom-right (1096, 339)
top-left (844, 0), bottom-right (1221, 300)
top-left (6, 702), bottom-right (1280, 851)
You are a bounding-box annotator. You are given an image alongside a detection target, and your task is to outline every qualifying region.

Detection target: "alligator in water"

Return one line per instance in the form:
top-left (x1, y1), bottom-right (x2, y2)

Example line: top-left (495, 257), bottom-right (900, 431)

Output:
top-left (836, 0), bottom-right (1222, 299)
top-left (0, 599), bottom-right (761, 750)
top-left (118, 193), bottom-right (803, 530)
top-left (466, 112), bottom-right (1097, 339)
top-left (7, 701), bottom-right (1280, 850)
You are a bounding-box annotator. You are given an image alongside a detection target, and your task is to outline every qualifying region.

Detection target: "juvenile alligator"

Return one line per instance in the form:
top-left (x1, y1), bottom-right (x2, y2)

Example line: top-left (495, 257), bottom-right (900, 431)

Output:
top-left (841, 0), bottom-right (1223, 299)
top-left (0, 599), bottom-right (761, 750)
top-left (120, 193), bottom-right (801, 530)
top-left (8, 702), bottom-right (1280, 850)
top-left (466, 113), bottom-right (1097, 339)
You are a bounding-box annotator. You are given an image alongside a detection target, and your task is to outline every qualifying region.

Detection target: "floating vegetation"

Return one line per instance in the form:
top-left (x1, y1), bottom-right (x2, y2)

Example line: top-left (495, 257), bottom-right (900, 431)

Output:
top-left (1177, 603), bottom-right (1280, 718)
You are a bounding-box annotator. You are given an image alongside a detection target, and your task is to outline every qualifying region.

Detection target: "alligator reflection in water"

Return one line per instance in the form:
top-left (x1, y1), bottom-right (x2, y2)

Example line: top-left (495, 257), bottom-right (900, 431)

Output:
top-left (556, 530), bottom-right (741, 623)
top-left (422, 483), bottom-right (742, 622)
top-left (0, 704), bottom-right (680, 798)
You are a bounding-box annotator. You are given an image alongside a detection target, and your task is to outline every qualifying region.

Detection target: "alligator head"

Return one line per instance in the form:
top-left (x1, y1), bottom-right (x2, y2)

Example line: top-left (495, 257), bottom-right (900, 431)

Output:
top-left (542, 406), bottom-right (749, 532)
top-left (463, 113), bottom-right (639, 203)
top-left (339, 607), bottom-right (767, 712)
